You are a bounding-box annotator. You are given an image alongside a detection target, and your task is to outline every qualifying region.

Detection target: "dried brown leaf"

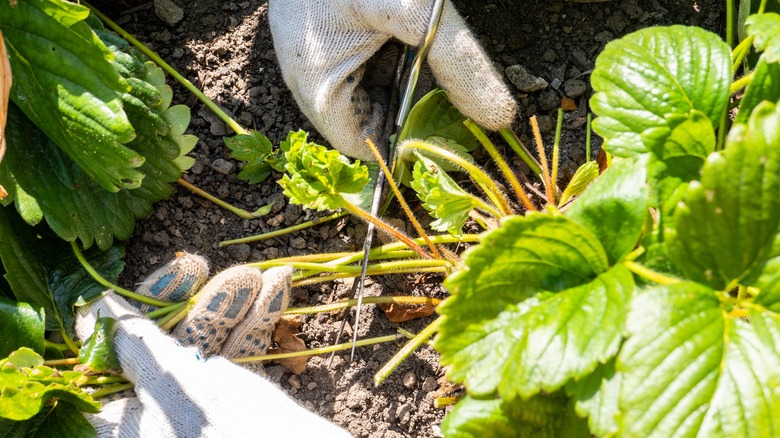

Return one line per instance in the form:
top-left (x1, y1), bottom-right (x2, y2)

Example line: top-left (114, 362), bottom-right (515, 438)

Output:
top-left (270, 315), bottom-right (308, 374)
top-left (561, 97), bottom-right (577, 111)
top-left (380, 302), bottom-right (436, 323)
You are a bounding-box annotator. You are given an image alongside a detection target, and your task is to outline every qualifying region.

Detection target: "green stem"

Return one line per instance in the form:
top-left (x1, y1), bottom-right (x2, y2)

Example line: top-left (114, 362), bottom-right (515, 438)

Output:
top-left (498, 128), bottom-right (543, 176)
top-left (322, 234), bottom-right (480, 267)
top-left (291, 259), bottom-right (451, 281)
top-left (586, 114), bottom-right (592, 163)
top-left (83, 376), bottom-right (129, 386)
top-left (145, 301), bottom-right (187, 319)
top-left (60, 330), bottom-right (81, 356)
top-left (84, 2), bottom-right (246, 135)
top-left (465, 120), bottom-right (536, 211)
top-left (623, 261), bottom-right (679, 285)
top-left (286, 296), bottom-right (441, 315)
top-left (729, 72), bottom-right (754, 94)
top-left (177, 178), bottom-right (269, 220)
top-left (366, 139), bottom-right (441, 259)
top-left (91, 383), bottom-right (135, 399)
top-left (71, 241), bottom-right (174, 308)
top-left (400, 141), bottom-right (512, 216)
top-left (374, 316), bottom-right (442, 386)
top-left (220, 211), bottom-right (348, 246)
top-left (43, 357), bottom-right (80, 367)
top-left (158, 300), bottom-right (195, 331)
top-left (44, 340), bottom-right (72, 352)
top-left (737, 285), bottom-right (749, 300)
top-left (732, 35), bottom-right (754, 72)
top-left (716, 108), bottom-right (728, 151)
top-left (340, 199), bottom-right (432, 259)
top-left (294, 266), bottom-right (448, 287)
top-left (726, 0), bottom-right (735, 48)
top-left (759, 0), bottom-right (769, 14)
top-left (232, 333), bottom-right (403, 363)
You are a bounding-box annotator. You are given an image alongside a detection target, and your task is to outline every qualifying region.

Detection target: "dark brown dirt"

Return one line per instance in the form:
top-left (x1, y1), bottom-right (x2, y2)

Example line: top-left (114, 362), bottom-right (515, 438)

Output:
top-left (103, 1), bottom-right (724, 436)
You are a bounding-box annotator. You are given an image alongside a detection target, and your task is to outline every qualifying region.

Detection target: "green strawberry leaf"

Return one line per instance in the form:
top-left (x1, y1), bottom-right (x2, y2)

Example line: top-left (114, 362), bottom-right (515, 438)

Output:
top-left (566, 359), bottom-right (621, 437)
top-left (591, 26), bottom-right (730, 157)
top-left (736, 56), bottom-right (780, 124)
top-left (567, 156), bottom-right (648, 264)
top-left (0, 0), bottom-right (143, 192)
top-left (745, 232), bottom-right (780, 311)
top-left (0, 298), bottom-right (44, 358)
top-left (618, 283), bottom-right (780, 437)
top-left (411, 154), bottom-right (484, 236)
top-left (436, 214), bottom-right (611, 397)
top-left (398, 89), bottom-right (478, 152)
top-left (666, 101), bottom-right (780, 290)
top-left (746, 12), bottom-right (780, 62)
top-left (0, 348), bottom-right (100, 421)
top-left (28, 402), bottom-right (96, 438)
top-left (225, 130), bottom-right (277, 184)
top-left (441, 392), bottom-right (589, 438)
top-left (76, 317), bottom-right (121, 375)
top-left (279, 131), bottom-right (369, 211)
top-left (641, 110), bottom-right (716, 160)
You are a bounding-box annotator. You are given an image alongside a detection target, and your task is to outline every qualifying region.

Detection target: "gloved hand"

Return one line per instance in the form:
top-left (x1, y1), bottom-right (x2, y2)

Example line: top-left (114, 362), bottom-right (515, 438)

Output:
top-left (75, 253), bottom-right (350, 437)
top-left (268, 0), bottom-right (517, 161)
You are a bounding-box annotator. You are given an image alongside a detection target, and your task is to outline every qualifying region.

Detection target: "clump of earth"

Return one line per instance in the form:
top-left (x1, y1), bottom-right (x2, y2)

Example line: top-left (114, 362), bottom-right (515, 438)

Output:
top-left (99, 1), bottom-right (724, 436)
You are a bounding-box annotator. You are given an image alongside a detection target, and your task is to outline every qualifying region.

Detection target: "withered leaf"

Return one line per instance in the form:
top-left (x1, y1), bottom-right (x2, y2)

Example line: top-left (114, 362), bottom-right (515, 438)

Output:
top-left (270, 315), bottom-right (308, 375)
top-left (380, 302), bottom-right (436, 323)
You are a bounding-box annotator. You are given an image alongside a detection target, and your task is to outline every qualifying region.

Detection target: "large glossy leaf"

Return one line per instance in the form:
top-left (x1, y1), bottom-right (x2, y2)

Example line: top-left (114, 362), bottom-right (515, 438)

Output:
top-left (667, 101), bottom-right (780, 290)
top-left (31, 402), bottom-right (96, 438)
top-left (397, 89), bottom-right (478, 151)
top-left (3, 105), bottom-right (146, 250)
top-left (0, 298), bottom-right (44, 357)
top-left (0, 0), bottom-right (143, 192)
top-left (436, 214), bottom-right (611, 397)
top-left (567, 156), bottom-right (648, 264)
top-left (0, 348), bottom-right (99, 421)
top-left (618, 283), bottom-right (780, 438)
top-left (566, 359), bottom-right (621, 437)
top-left (76, 317), bottom-right (121, 375)
top-left (0, 206), bottom-right (124, 334)
top-left (441, 393), bottom-right (589, 438)
top-left (746, 13), bottom-right (780, 62)
top-left (591, 26), bottom-right (730, 157)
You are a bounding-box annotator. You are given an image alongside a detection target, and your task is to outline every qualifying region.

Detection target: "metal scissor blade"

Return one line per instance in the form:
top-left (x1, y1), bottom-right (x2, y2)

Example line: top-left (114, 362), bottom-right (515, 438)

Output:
top-left (345, 0), bottom-right (447, 361)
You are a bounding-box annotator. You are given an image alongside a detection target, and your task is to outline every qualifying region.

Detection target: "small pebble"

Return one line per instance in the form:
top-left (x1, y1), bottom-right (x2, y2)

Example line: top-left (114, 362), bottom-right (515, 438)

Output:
top-left (402, 371), bottom-right (417, 389)
top-left (288, 375), bottom-right (302, 390)
top-left (211, 158), bottom-right (234, 175)
top-left (307, 382), bottom-right (318, 391)
top-left (422, 376), bottom-right (438, 392)
top-left (538, 90), bottom-right (559, 111)
top-left (226, 244), bottom-right (251, 262)
top-left (536, 115), bottom-right (555, 134)
top-left (564, 79), bottom-right (588, 98)
top-left (505, 65), bottom-right (548, 93)
top-left (290, 237), bottom-right (307, 249)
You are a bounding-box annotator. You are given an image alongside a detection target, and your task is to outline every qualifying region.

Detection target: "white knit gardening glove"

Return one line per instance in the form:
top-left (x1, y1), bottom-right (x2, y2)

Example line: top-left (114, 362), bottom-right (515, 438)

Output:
top-left (268, 0), bottom-right (517, 161)
top-left (75, 253), bottom-right (350, 437)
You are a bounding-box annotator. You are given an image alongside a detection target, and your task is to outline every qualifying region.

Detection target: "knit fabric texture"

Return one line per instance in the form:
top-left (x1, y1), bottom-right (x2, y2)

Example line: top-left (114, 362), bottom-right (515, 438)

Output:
top-left (268, 0), bottom-right (517, 161)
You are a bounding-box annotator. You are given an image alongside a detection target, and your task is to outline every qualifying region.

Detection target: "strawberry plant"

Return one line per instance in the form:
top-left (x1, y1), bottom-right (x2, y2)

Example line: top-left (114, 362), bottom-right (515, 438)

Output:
top-left (435, 14), bottom-right (780, 438)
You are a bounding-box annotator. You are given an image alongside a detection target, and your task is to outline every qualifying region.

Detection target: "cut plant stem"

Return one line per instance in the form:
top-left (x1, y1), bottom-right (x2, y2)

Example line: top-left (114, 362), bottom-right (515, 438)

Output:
top-left (220, 210), bottom-right (348, 246)
top-left (286, 296), bottom-right (442, 315)
top-left (294, 266), bottom-right (447, 287)
top-left (374, 316), bottom-right (442, 386)
top-left (498, 128), bottom-right (543, 176)
top-left (339, 197), bottom-right (432, 259)
top-left (531, 115), bottom-right (555, 205)
top-left (71, 241), bottom-right (173, 308)
top-left (551, 109), bottom-right (565, 203)
top-left (366, 139), bottom-right (441, 259)
top-left (85, 2), bottom-right (247, 136)
top-left (145, 301), bottom-right (186, 319)
top-left (43, 357), bottom-right (80, 367)
top-left (623, 261), bottom-right (680, 285)
top-left (464, 120), bottom-right (536, 211)
top-left (232, 333), bottom-right (405, 363)
top-left (729, 72), bottom-right (754, 94)
top-left (44, 340), bottom-right (72, 352)
top-left (178, 178), bottom-right (270, 220)
top-left (92, 383), bottom-right (135, 399)
top-left (59, 330), bottom-right (81, 356)
top-left (83, 376), bottom-right (129, 386)
top-left (400, 140), bottom-right (512, 216)
top-left (732, 35), bottom-right (754, 72)
top-left (586, 113), bottom-right (592, 162)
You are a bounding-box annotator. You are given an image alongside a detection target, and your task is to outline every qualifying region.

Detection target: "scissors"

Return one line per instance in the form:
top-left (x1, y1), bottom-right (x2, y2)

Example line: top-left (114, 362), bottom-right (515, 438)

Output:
top-left (333, 0), bottom-right (447, 361)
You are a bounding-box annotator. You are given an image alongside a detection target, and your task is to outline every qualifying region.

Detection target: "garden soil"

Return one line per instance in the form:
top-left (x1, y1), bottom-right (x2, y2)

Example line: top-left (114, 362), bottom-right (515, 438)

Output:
top-left (99, 1), bottom-right (724, 436)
